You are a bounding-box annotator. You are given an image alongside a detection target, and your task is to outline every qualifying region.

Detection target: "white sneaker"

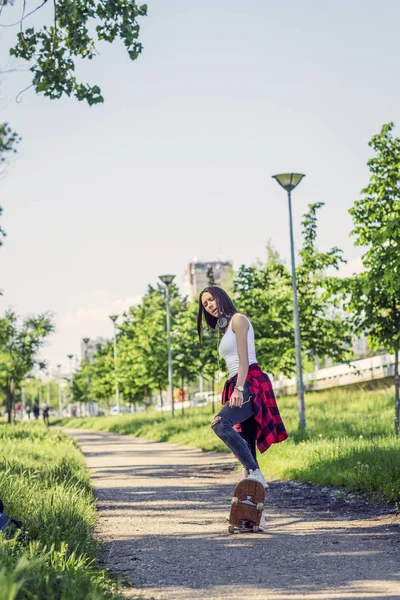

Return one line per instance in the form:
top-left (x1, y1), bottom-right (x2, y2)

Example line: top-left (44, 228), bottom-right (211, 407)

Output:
top-left (247, 468), bottom-right (269, 489)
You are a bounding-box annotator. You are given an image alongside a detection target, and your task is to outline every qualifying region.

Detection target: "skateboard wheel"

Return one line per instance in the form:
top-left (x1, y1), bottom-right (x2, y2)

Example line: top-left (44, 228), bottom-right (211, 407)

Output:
top-left (232, 496), bottom-right (239, 505)
top-left (252, 525), bottom-right (259, 533)
top-left (228, 525), bottom-right (235, 534)
top-left (256, 502), bottom-right (264, 511)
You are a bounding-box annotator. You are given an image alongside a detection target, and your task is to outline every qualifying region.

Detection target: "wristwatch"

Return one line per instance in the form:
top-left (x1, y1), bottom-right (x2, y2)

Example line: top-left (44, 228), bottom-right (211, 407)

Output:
top-left (235, 385), bottom-right (244, 393)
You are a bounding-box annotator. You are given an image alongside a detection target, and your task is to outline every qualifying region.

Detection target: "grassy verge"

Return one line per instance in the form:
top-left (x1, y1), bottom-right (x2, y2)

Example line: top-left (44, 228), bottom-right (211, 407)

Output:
top-left (0, 422), bottom-right (122, 599)
top-left (55, 387), bottom-right (400, 504)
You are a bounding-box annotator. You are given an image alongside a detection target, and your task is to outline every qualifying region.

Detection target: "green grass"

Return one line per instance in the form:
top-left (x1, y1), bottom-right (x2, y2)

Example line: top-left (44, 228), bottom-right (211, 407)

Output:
top-left (0, 422), bottom-right (122, 599)
top-left (55, 387), bottom-right (400, 504)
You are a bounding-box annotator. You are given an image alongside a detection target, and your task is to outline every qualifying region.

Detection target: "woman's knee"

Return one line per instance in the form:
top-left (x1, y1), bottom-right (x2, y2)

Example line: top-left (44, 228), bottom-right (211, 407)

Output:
top-left (211, 415), bottom-right (230, 439)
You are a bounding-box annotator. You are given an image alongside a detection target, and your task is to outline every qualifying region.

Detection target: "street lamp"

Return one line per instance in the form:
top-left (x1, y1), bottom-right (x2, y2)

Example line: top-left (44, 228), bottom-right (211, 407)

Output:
top-left (67, 354), bottom-right (74, 375)
top-left (82, 337), bottom-right (91, 417)
top-left (56, 363), bottom-right (62, 417)
top-left (158, 274), bottom-right (175, 418)
top-left (272, 172), bottom-right (306, 429)
top-left (109, 315), bottom-right (120, 415)
top-left (67, 354), bottom-right (74, 410)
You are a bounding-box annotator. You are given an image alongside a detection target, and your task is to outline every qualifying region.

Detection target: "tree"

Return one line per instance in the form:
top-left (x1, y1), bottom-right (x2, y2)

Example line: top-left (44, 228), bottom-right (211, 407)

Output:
top-left (172, 298), bottom-right (202, 415)
top-left (297, 203), bottom-right (352, 366)
top-left (344, 122), bottom-right (400, 433)
top-left (0, 123), bottom-right (20, 170)
top-left (234, 204), bottom-right (352, 379)
top-left (86, 342), bottom-right (114, 406)
top-left (0, 310), bottom-right (54, 423)
top-left (118, 283), bottom-right (183, 407)
top-left (125, 284), bottom-right (169, 402)
top-left (0, 123), bottom-right (20, 251)
top-left (233, 246), bottom-right (295, 375)
top-left (117, 334), bottom-right (148, 410)
top-left (3, 0), bottom-right (147, 105)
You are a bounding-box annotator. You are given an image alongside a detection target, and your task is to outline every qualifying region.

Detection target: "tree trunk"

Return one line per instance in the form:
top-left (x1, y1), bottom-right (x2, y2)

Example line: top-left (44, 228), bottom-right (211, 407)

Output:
top-left (9, 377), bottom-right (16, 425)
top-left (159, 387), bottom-right (164, 418)
top-left (395, 348), bottom-right (399, 435)
top-left (6, 380), bottom-right (12, 424)
top-left (181, 374), bottom-right (184, 416)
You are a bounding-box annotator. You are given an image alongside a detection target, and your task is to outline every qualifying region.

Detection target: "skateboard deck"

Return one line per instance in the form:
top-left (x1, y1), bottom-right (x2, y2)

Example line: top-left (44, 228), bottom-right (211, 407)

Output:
top-left (228, 478), bottom-right (265, 533)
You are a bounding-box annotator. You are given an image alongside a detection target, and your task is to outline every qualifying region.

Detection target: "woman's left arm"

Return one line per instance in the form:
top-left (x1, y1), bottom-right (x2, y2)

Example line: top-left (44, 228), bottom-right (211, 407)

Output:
top-left (229, 314), bottom-right (249, 407)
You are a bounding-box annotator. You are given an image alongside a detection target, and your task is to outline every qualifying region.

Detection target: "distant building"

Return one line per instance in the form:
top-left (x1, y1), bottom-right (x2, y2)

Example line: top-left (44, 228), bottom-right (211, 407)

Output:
top-left (187, 260), bottom-right (233, 300)
top-left (81, 337), bottom-right (108, 363)
top-left (352, 333), bottom-right (369, 357)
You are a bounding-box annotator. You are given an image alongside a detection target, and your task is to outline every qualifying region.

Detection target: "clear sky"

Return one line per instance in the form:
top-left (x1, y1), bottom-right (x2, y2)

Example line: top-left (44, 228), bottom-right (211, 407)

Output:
top-left (1, 0), bottom-right (400, 375)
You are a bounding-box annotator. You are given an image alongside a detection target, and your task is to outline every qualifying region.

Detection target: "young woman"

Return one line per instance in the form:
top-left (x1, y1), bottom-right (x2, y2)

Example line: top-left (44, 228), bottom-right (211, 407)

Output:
top-left (197, 286), bottom-right (288, 488)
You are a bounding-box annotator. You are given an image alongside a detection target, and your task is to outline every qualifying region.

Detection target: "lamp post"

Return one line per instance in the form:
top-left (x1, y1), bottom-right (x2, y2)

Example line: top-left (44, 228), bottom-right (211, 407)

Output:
top-left (158, 274), bottom-right (175, 418)
top-left (272, 172), bottom-right (306, 429)
top-left (56, 363), bottom-right (62, 417)
top-left (67, 354), bottom-right (74, 375)
top-left (82, 337), bottom-right (91, 417)
top-left (67, 354), bottom-right (74, 410)
top-left (109, 315), bottom-right (120, 415)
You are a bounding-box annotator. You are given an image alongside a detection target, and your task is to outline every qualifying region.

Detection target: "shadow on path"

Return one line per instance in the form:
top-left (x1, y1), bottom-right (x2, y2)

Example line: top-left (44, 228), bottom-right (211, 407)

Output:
top-left (66, 428), bottom-right (400, 600)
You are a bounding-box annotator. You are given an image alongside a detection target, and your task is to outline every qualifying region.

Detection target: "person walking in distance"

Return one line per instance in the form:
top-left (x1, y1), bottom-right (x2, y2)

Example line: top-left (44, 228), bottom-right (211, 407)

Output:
top-left (197, 286), bottom-right (288, 494)
top-left (42, 402), bottom-right (50, 428)
top-left (33, 401), bottom-right (40, 420)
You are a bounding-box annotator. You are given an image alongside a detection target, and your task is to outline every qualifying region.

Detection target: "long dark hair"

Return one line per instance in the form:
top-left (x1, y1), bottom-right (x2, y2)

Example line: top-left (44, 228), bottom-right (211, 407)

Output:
top-left (197, 286), bottom-right (238, 342)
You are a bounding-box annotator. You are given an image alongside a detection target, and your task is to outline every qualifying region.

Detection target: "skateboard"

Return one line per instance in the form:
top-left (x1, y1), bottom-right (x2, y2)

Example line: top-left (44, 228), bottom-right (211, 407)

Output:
top-left (228, 478), bottom-right (265, 534)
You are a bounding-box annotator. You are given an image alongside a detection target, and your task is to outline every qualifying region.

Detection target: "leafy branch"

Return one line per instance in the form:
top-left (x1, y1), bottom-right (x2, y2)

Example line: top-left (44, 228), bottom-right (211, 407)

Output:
top-left (2, 0), bottom-right (148, 105)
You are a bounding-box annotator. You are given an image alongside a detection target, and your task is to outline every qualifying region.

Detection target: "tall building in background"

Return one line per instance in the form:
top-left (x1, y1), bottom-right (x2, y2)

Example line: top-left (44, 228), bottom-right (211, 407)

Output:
top-left (187, 260), bottom-right (233, 300)
top-left (80, 337), bottom-right (108, 363)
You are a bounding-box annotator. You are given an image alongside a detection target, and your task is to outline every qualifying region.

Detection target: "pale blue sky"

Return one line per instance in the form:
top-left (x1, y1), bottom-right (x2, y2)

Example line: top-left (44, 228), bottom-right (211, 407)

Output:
top-left (1, 0), bottom-right (400, 374)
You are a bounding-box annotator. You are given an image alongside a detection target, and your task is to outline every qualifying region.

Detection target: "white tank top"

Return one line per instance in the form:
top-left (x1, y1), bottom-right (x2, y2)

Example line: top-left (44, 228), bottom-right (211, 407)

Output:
top-left (218, 314), bottom-right (257, 378)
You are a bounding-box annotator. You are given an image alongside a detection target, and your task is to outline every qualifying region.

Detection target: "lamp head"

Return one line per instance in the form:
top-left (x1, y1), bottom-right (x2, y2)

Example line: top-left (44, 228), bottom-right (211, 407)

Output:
top-left (272, 173), bottom-right (305, 192)
top-left (67, 354), bottom-right (74, 360)
top-left (82, 337), bottom-right (90, 345)
top-left (159, 274), bottom-right (175, 286)
top-left (109, 314), bottom-right (119, 323)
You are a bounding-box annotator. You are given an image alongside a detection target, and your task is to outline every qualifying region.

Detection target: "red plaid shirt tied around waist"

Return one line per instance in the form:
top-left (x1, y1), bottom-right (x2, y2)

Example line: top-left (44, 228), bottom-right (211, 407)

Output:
top-left (221, 363), bottom-right (288, 453)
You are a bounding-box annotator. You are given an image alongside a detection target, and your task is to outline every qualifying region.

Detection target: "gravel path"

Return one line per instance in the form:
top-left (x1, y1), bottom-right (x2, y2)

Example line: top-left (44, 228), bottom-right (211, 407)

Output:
top-left (67, 429), bottom-right (400, 600)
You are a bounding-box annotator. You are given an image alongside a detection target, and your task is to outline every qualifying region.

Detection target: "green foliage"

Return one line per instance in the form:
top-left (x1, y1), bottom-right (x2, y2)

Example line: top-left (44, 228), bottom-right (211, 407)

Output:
top-left (0, 311), bottom-right (54, 422)
top-left (0, 123), bottom-right (21, 250)
top-left (341, 122), bottom-right (400, 432)
top-left (258, 388), bottom-right (399, 502)
top-left (234, 246), bottom-right (294, 375)
top-left (172, 297), bottom-right (202, 388)
top-left (5, 0), bottom-right (147, 105)
top-left (120, 284), bottom-right (171, 398)
top-left (0, 422), bottom-right (122, 598)
top-left (87, 343), bottom-right (114, 403)
top-left (346, 123), bottom-right (400, 352)
top-left (234, 205), bottom-right (351, 376)
top-left (297, 202), bottom-right (352, 364)
top-left (0, 123), bottom-right (20, 167)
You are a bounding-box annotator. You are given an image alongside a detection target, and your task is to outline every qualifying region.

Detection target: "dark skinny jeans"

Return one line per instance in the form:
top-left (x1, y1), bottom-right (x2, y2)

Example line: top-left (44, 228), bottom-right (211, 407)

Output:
top-left (211, 389), bottom-right (259, 472)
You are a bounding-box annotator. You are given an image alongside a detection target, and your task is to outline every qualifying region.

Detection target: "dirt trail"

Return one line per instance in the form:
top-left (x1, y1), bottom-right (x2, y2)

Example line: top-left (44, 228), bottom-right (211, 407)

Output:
top-left (67, 429), bottom-right (400, 600)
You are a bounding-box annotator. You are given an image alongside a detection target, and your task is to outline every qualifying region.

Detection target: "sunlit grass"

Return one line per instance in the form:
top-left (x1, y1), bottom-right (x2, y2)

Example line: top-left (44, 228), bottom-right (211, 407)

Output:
top-left (55, 387), bottom-right (400, 503)
top-left (0, 422), bottom-right (122, 599)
